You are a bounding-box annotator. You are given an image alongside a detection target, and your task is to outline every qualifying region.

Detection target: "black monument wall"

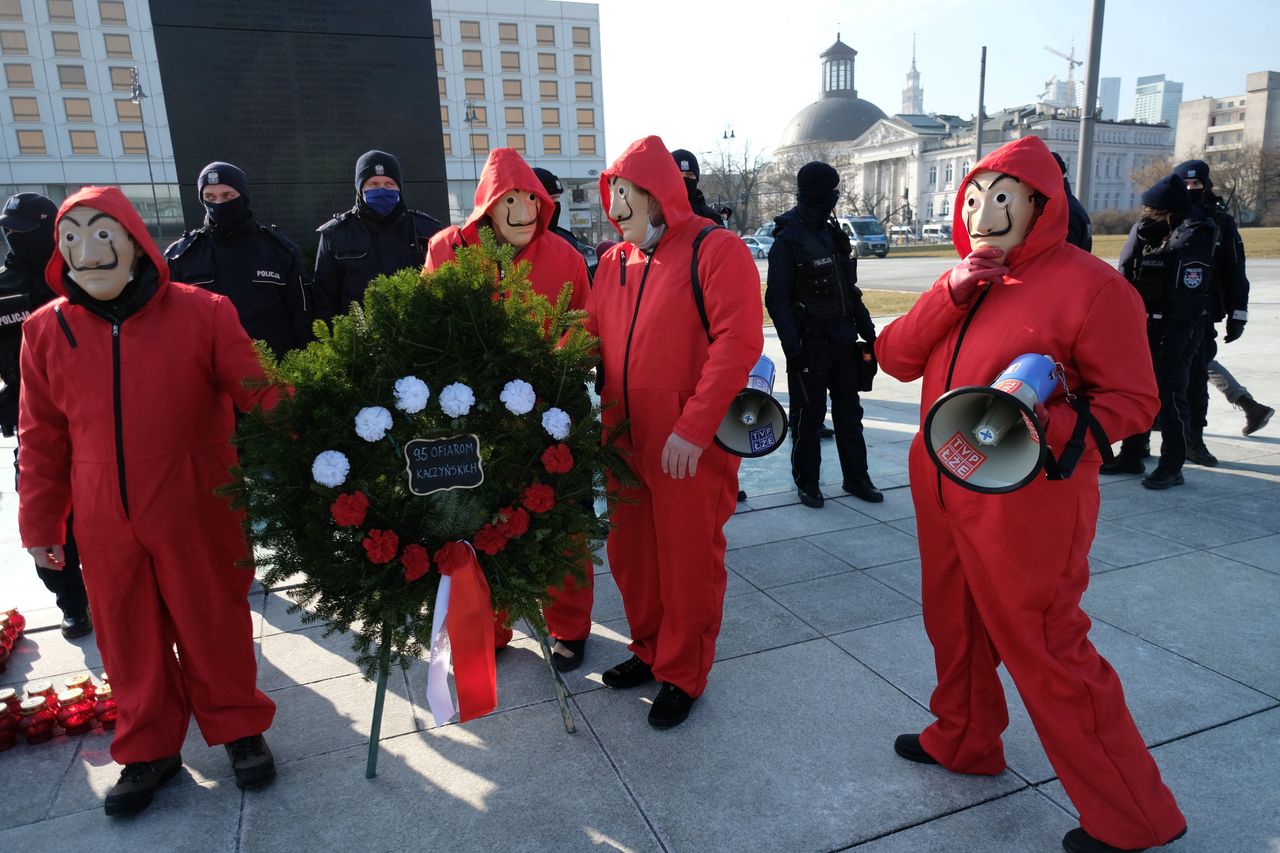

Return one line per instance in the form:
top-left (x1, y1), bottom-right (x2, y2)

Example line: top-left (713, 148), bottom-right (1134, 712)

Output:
top-left (149, 1), bottom-right (448, 255)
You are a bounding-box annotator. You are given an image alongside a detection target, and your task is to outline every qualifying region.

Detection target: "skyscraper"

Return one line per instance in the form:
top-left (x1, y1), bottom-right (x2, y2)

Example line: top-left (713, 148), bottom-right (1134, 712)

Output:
top-left (1098, 77), bottom-right (1121, 121)
top-left (1135, 74), bottom-right (1183, 129)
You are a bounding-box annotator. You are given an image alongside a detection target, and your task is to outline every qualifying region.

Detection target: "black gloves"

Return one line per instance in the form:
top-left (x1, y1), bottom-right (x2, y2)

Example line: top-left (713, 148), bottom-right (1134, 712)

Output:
top-left (1224, 319), bottom-right (1246, 343)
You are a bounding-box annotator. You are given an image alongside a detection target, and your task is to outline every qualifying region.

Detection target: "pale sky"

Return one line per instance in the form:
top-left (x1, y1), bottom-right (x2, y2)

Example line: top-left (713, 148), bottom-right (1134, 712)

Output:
top-left (596, 0), bottom-right (1280, 163)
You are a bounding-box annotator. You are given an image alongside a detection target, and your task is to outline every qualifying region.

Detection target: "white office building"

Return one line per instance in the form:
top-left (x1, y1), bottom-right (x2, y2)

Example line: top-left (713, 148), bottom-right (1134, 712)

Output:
top-left (1134, 74), bottom-right (1183, 131)
top-left (1174, 70), bottom-right (1280, 160)
top-left (1098, 76), bottom-right (1121, 122)
top-left (432, 0), bottom-right (605, 240)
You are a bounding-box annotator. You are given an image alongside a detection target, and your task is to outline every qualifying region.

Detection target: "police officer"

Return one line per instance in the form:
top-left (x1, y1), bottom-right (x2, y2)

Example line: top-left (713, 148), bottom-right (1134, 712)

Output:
top-left (1052, 152), bottom-right (1092, 251)
top-left (0, 192), bottom-right (91, 638)
top-left (671, 149), bottom-right (724, 225)
top-left (1173, 159), bottom-right (1270, 456)
top-left (165, 162), bottom-right (311, 360)
top-left (531, 167), bottom-right (586, 253)
top-left (1108, 174), bottom-right (1218, 490)
top-left (314, 150), bottom-right (444, 324)
top-left (765, 162), bottom-right (881, 508)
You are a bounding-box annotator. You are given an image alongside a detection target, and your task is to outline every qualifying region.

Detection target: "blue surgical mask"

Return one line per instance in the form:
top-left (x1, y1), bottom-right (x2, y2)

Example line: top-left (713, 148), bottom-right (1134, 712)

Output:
top-left (362, 188), bottom-right (401, 216)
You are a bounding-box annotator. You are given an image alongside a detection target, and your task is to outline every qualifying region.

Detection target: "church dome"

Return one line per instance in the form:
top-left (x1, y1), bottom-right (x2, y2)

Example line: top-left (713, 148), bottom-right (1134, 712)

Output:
top-left (779, 35), bottom-right (888, 147)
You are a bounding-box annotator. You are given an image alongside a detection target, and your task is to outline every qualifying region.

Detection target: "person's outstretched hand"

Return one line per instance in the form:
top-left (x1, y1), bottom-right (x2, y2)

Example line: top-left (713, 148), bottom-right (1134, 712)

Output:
top-left (947, 247), bottom-right (1009, 305)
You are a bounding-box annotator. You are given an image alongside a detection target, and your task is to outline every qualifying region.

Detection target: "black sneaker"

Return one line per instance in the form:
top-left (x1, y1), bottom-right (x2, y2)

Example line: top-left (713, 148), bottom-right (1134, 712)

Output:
top-left (797, 486), bottom-right (825, 508)
top-left (550, 638), bottom-right (587, 673)
top-left (843, 474), bottom-right (884, 503)
top-left (104, 756), bottom-right (183, 816)
top-left (225, 734), bottom-right (276, 789)
top-left (647, 683), bottom-right (695, 729)
top-left (1061, 825), bottom-right (1187, 852)
top-left (893, 733), bottom-right (939, 765)
top-left (601, 655), bottom-right (653, 689)
top-left (818, 425), bottom-right (835, 439)
top-left (1141, 468), bottom-right (1184, 490)
top-left (60, 607), bottom-right (93, 639)
top-left (1185, 443), bottom-right (1218, 467)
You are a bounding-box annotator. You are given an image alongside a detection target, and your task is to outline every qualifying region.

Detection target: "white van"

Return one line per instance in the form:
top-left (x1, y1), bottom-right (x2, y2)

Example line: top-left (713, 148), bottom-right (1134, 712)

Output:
top-left (921, 223), bottom-right (952, 243)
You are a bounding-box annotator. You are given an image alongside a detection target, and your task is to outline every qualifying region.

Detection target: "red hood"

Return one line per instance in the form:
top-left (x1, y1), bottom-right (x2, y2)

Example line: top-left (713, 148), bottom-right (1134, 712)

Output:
top-left (45, 185), bottom-right (169, 298)
top-left (599, 135), bottom-right (693, 239)
top-left (950, 135), bottom-right (1067, 269)
top-left (463, 148), bottom-right (554, 240)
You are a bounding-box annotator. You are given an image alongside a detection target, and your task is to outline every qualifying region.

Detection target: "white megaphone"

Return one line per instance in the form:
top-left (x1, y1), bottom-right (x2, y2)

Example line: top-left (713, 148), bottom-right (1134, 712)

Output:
top-left (923, 353), bottom-right (1062, 493)
top-left (715, 355), bottom-right (789, 457)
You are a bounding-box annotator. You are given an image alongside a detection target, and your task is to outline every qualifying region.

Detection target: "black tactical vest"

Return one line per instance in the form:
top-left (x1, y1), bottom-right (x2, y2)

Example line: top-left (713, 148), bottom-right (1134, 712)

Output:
top-left (787, 223), bottom-right (856, 322)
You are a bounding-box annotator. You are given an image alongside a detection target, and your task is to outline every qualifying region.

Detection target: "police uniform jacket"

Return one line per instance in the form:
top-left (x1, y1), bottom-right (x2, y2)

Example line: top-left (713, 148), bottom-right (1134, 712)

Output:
top-left (1202, 202), bottom-right (1249, 325)
top-left (165, 217), bottom-right (310, 360)
top-left (0, 253), bottom-right (56, 433)
top-left (1118, 212), bottom-right (1218, 333)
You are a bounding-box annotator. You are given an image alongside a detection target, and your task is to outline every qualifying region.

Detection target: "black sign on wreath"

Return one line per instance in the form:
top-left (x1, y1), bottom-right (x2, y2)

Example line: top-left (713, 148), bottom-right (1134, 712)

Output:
top-left (404, 435), bottom-right (485, 496)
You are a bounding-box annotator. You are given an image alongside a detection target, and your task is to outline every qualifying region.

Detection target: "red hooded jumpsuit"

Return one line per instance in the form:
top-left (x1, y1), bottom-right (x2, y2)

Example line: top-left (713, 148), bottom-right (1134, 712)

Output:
top-left (587, 136), bottom-right (763, 698)
top-left (876, 137), bottom-right (1186, 848)
top-left (424, 149), bottom-right (592, 645)
top-left (18, 186), bottom-right (277, 764)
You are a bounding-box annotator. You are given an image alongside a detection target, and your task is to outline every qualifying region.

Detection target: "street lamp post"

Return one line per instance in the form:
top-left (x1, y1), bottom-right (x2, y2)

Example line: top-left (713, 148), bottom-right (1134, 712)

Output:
top-left (129, 66), bottom-right (163, 240)
top-left (463, 99), bottom-right (481, 214)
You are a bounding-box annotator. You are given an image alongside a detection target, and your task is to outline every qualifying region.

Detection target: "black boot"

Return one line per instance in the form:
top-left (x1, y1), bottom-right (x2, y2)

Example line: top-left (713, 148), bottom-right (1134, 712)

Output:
top-left (60, 606), bottom-right (93, 639)
top-left (104, 756), bottom-right (183, 816)
top-left (796, 485), bottom-right (825, 508)
top-left (225, 734), bottom-right (276, 789)
top-left (1141, 467), bottom-right (1184, 490)
top-left (1100, 452), bottom-right (1145, 475)
top-left (893, 733), bottom-right (939, 765)
top-left (648, 683), bottom-right (695, 729)
top-left (843, 473), bottom-right (884, 503)
top-left (1240, 395), bottom-right (1274, 436)
top-left (1185, 438), bottom-right (1218, 467)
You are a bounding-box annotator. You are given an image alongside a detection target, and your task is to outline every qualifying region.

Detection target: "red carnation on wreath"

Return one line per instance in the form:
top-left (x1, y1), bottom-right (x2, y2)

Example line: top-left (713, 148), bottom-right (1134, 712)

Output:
top-left (362, 529), bottom-right (399, 564)
top-left (473, 523), bottom-right (508, 555)
top-left (401, 544), bottom-right (431, 582)
top-left (521, 483), bottom-right (555, 513)
top-left (331, 491), bottom-right (369, 527)
top-left (434, 541), bottom-right (472, 575)
top-left (541, 443), bottom-right (574, 474)
top-left (497, 506), bottom-right (530, 539)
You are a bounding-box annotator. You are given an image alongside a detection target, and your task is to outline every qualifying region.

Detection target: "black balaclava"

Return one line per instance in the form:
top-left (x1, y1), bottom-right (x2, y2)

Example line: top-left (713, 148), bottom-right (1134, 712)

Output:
top-left (1173, 159), bottom-right (1213, 208)
top-left (532, 166), bottom-right (564, 231)
top-left (197, 161), bottom-right (252, 231)
top-left (796, 161), bottom-right (840, 221)
top-left (0, 193), bottom-right (58, 267)
top-left (1138, 174), bottom-right (1190, 242)
top-left (671, 148), bottom-right (703, 205)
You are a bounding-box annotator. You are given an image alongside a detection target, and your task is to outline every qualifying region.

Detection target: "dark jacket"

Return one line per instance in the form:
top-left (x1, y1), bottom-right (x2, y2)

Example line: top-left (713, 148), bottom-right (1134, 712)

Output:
top-left (0, 253), bottom-right (57, 434)
top-left (765, 206), bottom-right (875, 359)
top-left (313, 203), bottom-right (443, 323)
top-left (1119, 212), bottom-right (1218, 331)
top-left (1201, 200), bottom-right (1249, 324)
top-left (165, 217), bottom-right (311, 359)
top-left (1063, 176), bottom-right (1093, 252)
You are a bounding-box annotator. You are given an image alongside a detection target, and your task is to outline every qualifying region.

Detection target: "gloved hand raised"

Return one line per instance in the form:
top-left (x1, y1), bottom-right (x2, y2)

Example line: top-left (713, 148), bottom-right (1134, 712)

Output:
top-left (1224, 319), bottom-right (1246, 343)
top-left (947, 247), bottom-right (1009, 306)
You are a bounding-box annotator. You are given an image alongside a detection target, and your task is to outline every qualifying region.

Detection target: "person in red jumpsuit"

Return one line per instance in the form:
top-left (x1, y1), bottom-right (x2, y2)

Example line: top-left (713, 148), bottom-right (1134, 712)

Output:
top-left (876, 137), bottom-right (1186, 853)
top-left (18, 186), bottom-right (278, 816)
top-left (586, 135), bottom-right (762, 728)
top-left (424, 148), bottom-right (593, 670)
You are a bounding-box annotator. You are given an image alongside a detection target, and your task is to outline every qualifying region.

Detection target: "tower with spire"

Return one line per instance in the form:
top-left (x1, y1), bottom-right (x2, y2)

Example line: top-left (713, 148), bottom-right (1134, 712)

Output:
top-left (901, 34), bottom-right (924, 114)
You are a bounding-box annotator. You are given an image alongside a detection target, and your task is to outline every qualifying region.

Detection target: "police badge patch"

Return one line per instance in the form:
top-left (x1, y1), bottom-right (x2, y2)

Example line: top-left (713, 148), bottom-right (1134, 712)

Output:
top-left (1181, 264), bottom-right (1205, 289)
top-left (207, 171), bottom-right (220, 184)
top-left (375, 164), bottom-right (385, 175)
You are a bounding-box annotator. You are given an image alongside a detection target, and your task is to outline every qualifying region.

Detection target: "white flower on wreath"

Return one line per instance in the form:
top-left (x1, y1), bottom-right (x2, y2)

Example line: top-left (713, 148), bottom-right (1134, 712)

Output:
top-left (355, 406), bottom-right (394, 442)
top-left (439, 382), bottom-right (476, 418)
top-left (499, 379), bottom-right (537, 416)
top-left (394, 376), bottom-right (430, 413)
top-left (312, 450), bottom-right (350, 488)
top-left (541, 407), bottom-right (571, 440)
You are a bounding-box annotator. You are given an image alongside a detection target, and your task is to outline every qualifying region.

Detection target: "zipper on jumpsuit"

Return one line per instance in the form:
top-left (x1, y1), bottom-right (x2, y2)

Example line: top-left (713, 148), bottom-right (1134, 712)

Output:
top-left (111, 320), bottom-right (129, 518)
top-left (936, 282), bottom-right (993, 510)
top-left (620, 248), bottom-right (657, 422)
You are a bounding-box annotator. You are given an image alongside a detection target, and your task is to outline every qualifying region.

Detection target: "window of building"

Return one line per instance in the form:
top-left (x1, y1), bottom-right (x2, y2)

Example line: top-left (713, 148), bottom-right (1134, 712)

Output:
top-left (504, 105), bottom-right (523, 126)
top-left (0, 0), bottom-right (22, 21)
top-left (502, 79), bottom-right (521, 100)
top-left (10, 95), bottom-right (38, 120)
top-left (435, 48), bottom-right (444, 69)
top-left (64, 96), bottom-right (92, 121)
top-left (500, 50), bottom-right (519, 71)
top-left (440, 133), bottom-right (452, 155)
top-left (1, 30), bottom-right (27, 54)
top-left (69, 129), bottom-right (98, 155)
top-left (574, 81), bottom-right (592, 102)
top-left (578, 134), bottom-right (596, 155)
top-left (469, 132), bottom-right (489, 155)
top-left (537, 52), bottom-right (555, 73)
top-left (573, 54), bottom-right (591, 75)
top-left (467, 105), bottom-right (487, 126)
top-left (103, 33), bottom-right (131, 58)
top-left (16, 128), bottom-right (45, 154)
top-left (47, 0), bottom-right (76, 22)
top-left (439, 105), bottom-right (448, 126)
top-left (115, 98), bottom-right (141, 123)
top-left (498, 22), bottom-right (517, 44)
top-left (506, 132), bottom-right (525, 153)
top-left (961, 160), bottom-right (971, 178)
top-left (941, 199), bottom-right (950, 216)
top-left (572, 27), bottom-right (591, 48)
top-left (464, 78), bottom-right (484, 98)
top-left (575, 107), bottom-right (594, 128)
top-left (539, 80), bottom-right (557, 101)
top-left (543, 133), bottom-right (561, 154)
top-left (944, 162), bottom-right (954, 183)
top-left (928, 165), bottom-right (937, 186)
top-left (462, 49), bottom-right (482, 71)
top-left (438, 77), bottom-right (446, 98)
top-left (926, 201), bottom-right (934, 219)
top-left (52, 31), bottom-right (80, 56)
top-left (5, 62), bottom-right (34, 87)
top-left (109, 66), bottom-right (132, 91)
top-left (56, 64), bottom-right (85, 88)
top-left (536, 25), bottom-right (555, 46)
top-left (540, 106), bottom-right (559, 127)
top-left (459, 20), bottom-right (480, 43)
top-left (432, 18), bottom-right (441, 40)
top-left (99, 0), bottom-right (126, 24)
top-left (121, 129), bottom-right (147, 154)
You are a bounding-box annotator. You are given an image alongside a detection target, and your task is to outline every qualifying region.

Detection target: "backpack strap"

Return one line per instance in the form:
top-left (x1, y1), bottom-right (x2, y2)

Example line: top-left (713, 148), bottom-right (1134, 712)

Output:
top-left (1043, 395), bottom-right (1113, 481)
top-left (690, 224), bottom-right (720, 342)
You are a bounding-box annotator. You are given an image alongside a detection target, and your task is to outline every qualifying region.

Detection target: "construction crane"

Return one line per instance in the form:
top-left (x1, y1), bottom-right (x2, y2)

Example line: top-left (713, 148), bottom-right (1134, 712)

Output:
top-left (1045, 44), bottom-right (1082, 108)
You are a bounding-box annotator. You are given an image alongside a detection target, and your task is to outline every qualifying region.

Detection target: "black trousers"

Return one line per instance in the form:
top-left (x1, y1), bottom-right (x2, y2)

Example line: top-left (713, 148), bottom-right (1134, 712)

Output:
top-left (1187, 321), bottom-right (1215, 438)
top-left (13, 447), bottom-right (88, 615)
top-left (1121, 319), bottom-right (1201, 472)
top-left (787, 337), bottom-right (868, 491)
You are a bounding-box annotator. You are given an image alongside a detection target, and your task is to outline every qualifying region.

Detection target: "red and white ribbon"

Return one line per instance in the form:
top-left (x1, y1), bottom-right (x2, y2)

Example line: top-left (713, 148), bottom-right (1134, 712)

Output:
top-left (425, 542), bottom-right (498, 726)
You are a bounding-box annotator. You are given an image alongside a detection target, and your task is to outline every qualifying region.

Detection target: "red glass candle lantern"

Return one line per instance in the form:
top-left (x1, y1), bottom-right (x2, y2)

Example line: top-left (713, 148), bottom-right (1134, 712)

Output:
top-left (64, 673), bottom-right (96, 700)
top-left (1, 607), bottom-right (26, 636)
top-left (93, 683), bottom-right (118, 730)
top-left (26, 680), bottom-right (59, 711)
top-left (0, 703), bottom-right (18, 750)
top-left (0, 687), bottom-right (20, 714)
top-left (0, 614), bottom-right (16, 650)
top-left (18, 697), bottom-right (57, 744)
top-left (56, 688), bottom-right (95, 735)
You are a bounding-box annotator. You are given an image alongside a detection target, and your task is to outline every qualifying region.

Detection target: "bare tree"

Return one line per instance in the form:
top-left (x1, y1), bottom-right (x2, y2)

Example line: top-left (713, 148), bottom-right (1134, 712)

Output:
top-left (697, 138), bottom-right (772, 232)
top-left (1129, 153), bottom-right (1178, 198)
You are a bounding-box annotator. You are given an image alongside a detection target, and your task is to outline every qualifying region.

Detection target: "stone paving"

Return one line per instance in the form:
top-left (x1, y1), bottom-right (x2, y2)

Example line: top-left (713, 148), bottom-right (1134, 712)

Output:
top-left (2, 261), bottom-right (1278, 851)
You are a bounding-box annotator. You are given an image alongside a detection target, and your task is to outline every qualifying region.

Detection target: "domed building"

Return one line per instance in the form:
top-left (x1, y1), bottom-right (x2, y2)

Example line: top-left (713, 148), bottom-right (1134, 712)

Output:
top-left (778, 36), bottom-right (887, 149)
